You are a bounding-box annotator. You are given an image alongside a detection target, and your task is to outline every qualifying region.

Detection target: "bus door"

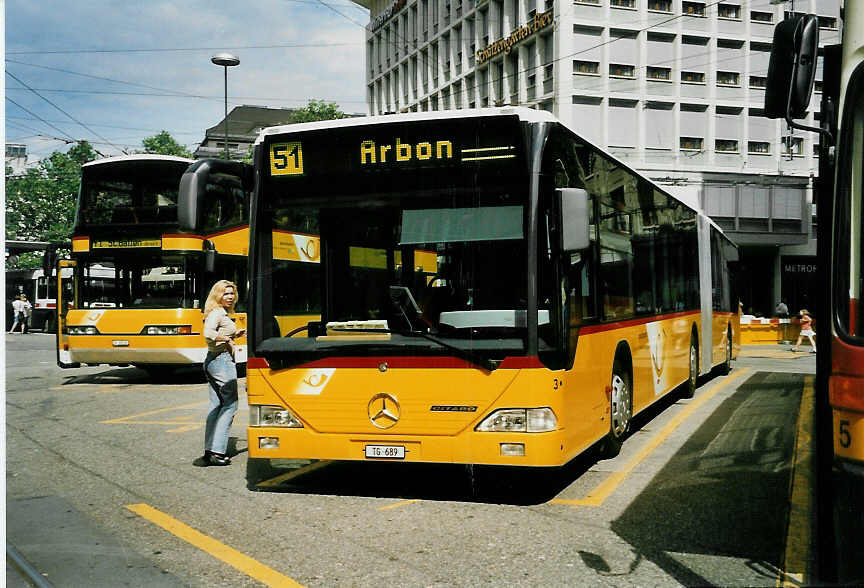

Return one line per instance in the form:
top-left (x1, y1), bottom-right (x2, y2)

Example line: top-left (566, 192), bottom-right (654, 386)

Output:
top-left (56, 259), bottom-right (81, 368)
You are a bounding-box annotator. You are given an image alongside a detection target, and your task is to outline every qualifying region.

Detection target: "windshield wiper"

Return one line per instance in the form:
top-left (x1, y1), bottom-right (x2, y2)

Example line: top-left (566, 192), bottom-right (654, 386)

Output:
top-left (329, 327), bottom-right (498, 371)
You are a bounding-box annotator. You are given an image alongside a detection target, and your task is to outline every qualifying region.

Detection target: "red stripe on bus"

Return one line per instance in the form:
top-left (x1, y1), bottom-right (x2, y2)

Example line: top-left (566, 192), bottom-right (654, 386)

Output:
top-left (272, 228), bottom-right (319, 238)
top-left (247, 357), bottom-right (270, 369)
top-left (250, 355), bottom-right (542, 370)
top-left (162, 233), bottom-right (204, 240)
top-left (579, 310), bottom-right (701, 335)
top-left (204, 225), bottom-right (250, 239)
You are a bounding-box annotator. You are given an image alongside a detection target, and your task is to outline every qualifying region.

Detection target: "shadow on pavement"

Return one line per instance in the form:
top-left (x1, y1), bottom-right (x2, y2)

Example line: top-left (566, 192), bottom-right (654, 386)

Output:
top-left (246, 453), bottom-right (600, 505)
top-left (61, 365), bottom-right (206, 385)
top-left (610, 371), bottom-right (804, 586)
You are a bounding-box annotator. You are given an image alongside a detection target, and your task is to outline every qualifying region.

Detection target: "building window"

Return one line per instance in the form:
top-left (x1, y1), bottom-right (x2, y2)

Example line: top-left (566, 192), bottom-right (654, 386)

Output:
top-left (782, 136), bottom-right (804, 156)
top-left (715, 139), bottom-right (739, 153)
top-left (818, 16), bottom-right (838, 29)
top-left (751, 10), bottom-right (772, 23)
top-left (573, 60), bottom-right (600, 75)
top-left (718, 4), bottom-right (740, 19)
top-left (611, 0), bottom-right (636, 8)
top-left (609, 63), bottom-right (636, 78)
top-left (647, 66), bottom-right (672, 81)
top-left (717, 71), bottom-right (740, 86)
top-left (682, 1), bottom-right (705, 16)
top-left (648, 0), bottom-right (672, 12)
top-left (680, 137), bottom-right (704, 151)
top-left (749, 75), bottom-right (767, 89)
top-left (575, 0), bottom-right (600, 4)
top-left (681, 71), bottom-right (706, 84)
top-left (748, 141), bottom-right (771, 154)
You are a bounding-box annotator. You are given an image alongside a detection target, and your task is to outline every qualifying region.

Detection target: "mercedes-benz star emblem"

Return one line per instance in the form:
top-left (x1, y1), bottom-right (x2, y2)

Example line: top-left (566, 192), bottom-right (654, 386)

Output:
top-left (368, 393), bottom-right (400, 429)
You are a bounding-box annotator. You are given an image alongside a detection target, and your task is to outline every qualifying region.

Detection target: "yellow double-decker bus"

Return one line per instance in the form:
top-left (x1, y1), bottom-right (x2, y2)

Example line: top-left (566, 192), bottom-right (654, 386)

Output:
top-left (58, 155), bottom-right (252, 375)
top-left (245, 108), bottom-right (738, 469)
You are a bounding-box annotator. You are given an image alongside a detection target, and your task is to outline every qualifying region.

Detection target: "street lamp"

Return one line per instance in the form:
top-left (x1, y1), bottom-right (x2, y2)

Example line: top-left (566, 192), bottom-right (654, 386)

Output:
top-left (211, 52), bottom-right (240, 159)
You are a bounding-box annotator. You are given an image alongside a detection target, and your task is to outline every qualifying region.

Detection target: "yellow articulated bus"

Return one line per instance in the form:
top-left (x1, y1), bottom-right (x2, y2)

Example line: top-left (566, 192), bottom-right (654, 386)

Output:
top-left (58, 155), bottom-right (252, 375)
top-left (245, 108), bottom-right (739, 468)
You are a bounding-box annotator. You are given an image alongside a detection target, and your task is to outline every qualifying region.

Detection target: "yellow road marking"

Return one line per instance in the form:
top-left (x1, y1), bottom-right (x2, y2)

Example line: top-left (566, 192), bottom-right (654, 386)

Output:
top-left (101, 401), bottom-right (207, 425)
top-left (256, 460), bottom-right (332, 488)
top-left (777, 376), bottom-right (815, 587)
top-left (549, 368), bottom-right (752, 507)
top-left (378, 499), bottom-right (420, 511)
top-left (166, 424), bottom-right (203, 433)
top-left (126, 503), bottom-right (304, 587)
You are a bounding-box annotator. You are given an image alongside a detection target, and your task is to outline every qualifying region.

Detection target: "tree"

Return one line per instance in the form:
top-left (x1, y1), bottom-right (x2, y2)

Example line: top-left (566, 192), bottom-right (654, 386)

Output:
top-left (5, 141), bottom-right (98, 268)
top-left (290, 100), bottom-right (345, 123)
top-left (140, 131), bottom-right (192, 158)
top-left (241, 100), bottom-right (345, 163)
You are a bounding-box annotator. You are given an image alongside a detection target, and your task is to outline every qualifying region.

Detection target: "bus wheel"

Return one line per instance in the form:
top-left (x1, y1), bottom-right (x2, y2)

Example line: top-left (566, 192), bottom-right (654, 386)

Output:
top-left (720, 328), bottom-right (733, 375)
top-left (683, 334), bottom-right (698, 399)
top-left (602, 360), bottom-right (632, 458)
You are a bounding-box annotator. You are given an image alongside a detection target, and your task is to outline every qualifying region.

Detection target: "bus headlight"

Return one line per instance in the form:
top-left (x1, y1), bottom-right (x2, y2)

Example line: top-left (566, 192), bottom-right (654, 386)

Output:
top-left (67, 326), bottom-right (99, 335)
top-left (141, 325), bottom-right (192, 335)
top-left (250, 405), bottom-right (303, 428)
top-left (475, 408), bottom-right (557, 432)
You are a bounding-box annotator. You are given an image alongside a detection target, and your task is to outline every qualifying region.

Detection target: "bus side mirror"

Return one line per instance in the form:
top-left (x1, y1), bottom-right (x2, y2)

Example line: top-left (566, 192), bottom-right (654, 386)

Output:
top-left (178, 165), bottom-right (202, 232)
top-left (42, 245), bottom-right (57, 276)
top-left (765, 14), bottom-right (819, 120)
top-left (557, 188), bottom-right (590, 251)
top-left (203, 239), bottom-right (216, 273)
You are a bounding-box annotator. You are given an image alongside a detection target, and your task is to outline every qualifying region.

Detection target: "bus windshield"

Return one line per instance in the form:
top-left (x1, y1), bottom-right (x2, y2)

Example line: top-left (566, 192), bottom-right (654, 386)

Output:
top-left (255, 114), bottom-right (531, 358)
top-left (273, 197), bottom-right (526, 332)
top-left (78, 158), bottom-right (191, 227)
top-left (77, 254), bottom-right (202, 310)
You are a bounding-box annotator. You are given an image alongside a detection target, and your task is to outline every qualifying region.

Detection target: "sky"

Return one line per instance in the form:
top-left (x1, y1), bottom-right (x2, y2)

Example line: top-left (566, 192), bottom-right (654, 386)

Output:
top-left (4, 0), bottom-right (371, 165)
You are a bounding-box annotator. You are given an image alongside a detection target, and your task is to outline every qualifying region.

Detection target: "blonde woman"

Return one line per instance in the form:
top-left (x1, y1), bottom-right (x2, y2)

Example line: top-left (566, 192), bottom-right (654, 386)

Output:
top-left (200, 280), bottom-right (246, 466)
top-left (792, 309), bottom-right (816, 353)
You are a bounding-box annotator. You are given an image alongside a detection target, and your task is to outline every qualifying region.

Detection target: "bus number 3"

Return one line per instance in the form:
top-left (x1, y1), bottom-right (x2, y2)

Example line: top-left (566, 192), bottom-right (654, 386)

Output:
top-left (839, 419), bottom-right (852, 449)
top-left (553, 378), bottom-right (564, 390)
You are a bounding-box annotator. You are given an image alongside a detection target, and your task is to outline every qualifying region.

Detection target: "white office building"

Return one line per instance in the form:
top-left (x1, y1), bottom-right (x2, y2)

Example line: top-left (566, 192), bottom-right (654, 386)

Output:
top-left (352, 0), bottom-right (841, 316)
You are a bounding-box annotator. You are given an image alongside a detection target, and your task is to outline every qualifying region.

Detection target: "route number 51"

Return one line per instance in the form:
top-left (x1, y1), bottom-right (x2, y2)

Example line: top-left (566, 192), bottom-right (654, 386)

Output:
top-left (270, 142), bottom-right (304, 176)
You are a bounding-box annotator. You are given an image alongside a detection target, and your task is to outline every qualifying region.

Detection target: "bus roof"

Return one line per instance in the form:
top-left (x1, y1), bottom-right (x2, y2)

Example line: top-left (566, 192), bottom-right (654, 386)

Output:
top-left (81, 154), bottom-right (194, 168)
top-left (254, 107), bottom-right (557, 145)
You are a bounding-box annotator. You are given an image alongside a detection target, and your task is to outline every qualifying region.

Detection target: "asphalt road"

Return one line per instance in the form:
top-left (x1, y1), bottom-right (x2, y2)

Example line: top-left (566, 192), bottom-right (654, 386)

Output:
top-left (6, 334), bottom-right (819, 587)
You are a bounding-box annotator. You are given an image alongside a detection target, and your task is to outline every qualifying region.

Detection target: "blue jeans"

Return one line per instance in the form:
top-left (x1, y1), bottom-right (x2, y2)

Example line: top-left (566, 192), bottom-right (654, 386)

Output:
top-left (203, 351), bottom-right (238, 455)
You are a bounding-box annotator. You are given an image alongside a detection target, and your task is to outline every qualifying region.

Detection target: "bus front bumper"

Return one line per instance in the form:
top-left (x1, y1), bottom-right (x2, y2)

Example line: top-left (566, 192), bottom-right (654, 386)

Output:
top-left (247, 426), bottom-right (571, 467)
top-left (65, 335), bottom-right (247, 365)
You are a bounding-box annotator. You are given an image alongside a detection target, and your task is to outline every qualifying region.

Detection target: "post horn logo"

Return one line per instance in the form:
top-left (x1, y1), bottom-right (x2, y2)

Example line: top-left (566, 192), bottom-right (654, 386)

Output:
top-left (368, 393), bottom-right (400, 429)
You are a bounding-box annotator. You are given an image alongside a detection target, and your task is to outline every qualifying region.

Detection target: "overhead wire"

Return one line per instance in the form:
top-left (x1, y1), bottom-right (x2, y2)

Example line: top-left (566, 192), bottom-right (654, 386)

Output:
top-left (6, 70), bottom-right (122, 155)
top-left (5, 96), bottom-right (79, 143)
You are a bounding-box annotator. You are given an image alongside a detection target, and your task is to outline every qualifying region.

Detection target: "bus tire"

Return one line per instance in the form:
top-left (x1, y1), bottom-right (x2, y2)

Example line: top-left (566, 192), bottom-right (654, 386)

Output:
top-left (682, 332), bottom-right (699, 399)
top-left (719, 327), bottom-right (733, 375)
top-left (602, 358), bottom-right (632, 459)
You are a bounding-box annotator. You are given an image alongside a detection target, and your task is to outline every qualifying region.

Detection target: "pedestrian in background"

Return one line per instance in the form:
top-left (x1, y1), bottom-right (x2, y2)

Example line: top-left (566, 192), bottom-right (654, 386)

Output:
top-left (20, 295), bottom-right (32, 334)
top-left (199, 279), bottom-right (245, 466)
top-left (9, 295), bottom-right (26, 334)
top-left (792, 309), bottom-right (816, 353)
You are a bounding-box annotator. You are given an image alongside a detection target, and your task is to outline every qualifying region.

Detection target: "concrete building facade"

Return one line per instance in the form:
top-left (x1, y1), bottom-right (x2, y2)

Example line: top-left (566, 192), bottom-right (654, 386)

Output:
top-left (5, 143), bottom-right (28, 175)
top-left (353, 0), bottom-right (841, 317)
